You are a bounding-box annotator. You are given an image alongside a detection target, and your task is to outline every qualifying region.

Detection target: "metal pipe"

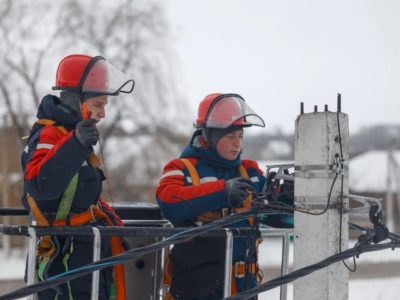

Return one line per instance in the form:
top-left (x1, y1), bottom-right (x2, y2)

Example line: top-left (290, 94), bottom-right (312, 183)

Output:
top-left (223, 229), bottom-right (233, 297)
top-left (280, 232), bottom-right (290, 300)
top-left (300, 102), bottom-right (304, 114)
top-left (337, 93), bottom-right (341, 112)
top-left (91, 227), bottom-right (101, 300)
top-left (27, 227), bottom-right (37, 300)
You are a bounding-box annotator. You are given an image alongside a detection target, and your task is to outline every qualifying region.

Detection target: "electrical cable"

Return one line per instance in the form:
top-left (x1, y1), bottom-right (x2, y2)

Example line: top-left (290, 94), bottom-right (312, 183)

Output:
top-left (224, 239), bottom-right (400, 300)
top-left (335, 97), bottom-right (356, 272)
top-left (0, 210), bottom-right (397, 300)
top-left (0, 209), bottom-right (266, 300)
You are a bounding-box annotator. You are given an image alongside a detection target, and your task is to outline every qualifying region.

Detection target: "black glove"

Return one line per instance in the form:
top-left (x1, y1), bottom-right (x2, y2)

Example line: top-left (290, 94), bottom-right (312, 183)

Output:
top-left (225, 177), bottom-right (253, 208)
top-left (75, 118), bottom-right (98, 147)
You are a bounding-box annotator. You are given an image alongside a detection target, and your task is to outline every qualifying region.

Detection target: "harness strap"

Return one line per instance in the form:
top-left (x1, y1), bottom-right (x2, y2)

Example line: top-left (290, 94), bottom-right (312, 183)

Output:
top-left (35, 119), bottom-right (68, 135)
top-left (27, 194), bottom-right (50, 227)
top-left (233, 261), bottom-right (257, 278)
top-left (52, 206), bottom-right (127, 300)
top-left (55, 173), bottom-right (79, 221)
top-left (180, 158), bottom-right (200, 185)
top-left (31, 204), bottom-right (127, 299)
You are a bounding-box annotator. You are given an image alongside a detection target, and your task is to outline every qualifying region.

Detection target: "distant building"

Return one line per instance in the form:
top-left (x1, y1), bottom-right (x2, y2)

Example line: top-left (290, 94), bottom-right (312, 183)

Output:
top-left (349, 149), bottom-right (400, 232)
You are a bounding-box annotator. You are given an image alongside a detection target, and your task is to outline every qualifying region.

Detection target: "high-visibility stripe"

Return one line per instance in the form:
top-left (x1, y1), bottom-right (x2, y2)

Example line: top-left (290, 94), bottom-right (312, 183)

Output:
top-left (200, 177), bottom-right (218, 183)
top-left (250, 176), bottom-right (259, 183)
top-left (186, 176), bottom-right (218, 184)
top-left (36, 143), bottom-right (54, 150)
top-left (161, 170), bottom-right (184, 179)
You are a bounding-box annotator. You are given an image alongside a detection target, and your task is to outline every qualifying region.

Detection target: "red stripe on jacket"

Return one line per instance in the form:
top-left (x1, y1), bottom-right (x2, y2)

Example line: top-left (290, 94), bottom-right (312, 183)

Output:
top-left (156, 158), bottom-right (225, 204)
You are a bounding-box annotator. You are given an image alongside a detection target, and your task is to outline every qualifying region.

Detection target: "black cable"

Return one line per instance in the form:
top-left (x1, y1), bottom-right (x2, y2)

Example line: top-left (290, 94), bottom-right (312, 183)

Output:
top-left (0, 210), bottom-right (263, 300)
top-left (335, 101), bottom-right (356, 272)
top-left (224, 240), bottom-right (400, 300)
top-left (1, 211), bottom-right (397, 300)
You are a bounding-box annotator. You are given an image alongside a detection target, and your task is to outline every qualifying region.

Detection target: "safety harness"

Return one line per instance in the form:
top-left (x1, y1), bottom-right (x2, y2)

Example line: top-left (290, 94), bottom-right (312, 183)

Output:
top-left (162, 158), bottom-right (261, 299)
top-left (27, 119), bottom-right (126, 300)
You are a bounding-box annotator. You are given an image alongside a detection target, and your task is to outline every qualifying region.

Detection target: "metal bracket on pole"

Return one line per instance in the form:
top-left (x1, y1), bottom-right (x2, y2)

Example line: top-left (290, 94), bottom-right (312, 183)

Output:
top-left (223, 229), bottom-right (233, 298)
top-left (91, 227), bottom-right (101, 300)
top-left (340, 194), bottom-right (383, 215)
top-left (265, 164), bottom-right (295, 182)
top-left (295, 164), bottom-right (348, 179)
top-left (295, 196), bottom-right (337, 210)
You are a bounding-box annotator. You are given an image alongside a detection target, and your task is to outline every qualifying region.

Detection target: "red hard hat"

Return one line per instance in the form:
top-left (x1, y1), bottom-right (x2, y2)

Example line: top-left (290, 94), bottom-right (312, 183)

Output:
top-left (195, 93), bottom-right (222, 128)
top-left (195, 93), bottom-right (265, 129)
top-left (53, 54), bottom-right (93, 90)
top-left (53, 54), bottom-right (134, 96)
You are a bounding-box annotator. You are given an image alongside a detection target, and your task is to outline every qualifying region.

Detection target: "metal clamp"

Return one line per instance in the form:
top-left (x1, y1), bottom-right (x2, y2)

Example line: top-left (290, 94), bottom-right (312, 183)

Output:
top-left (294, 163), bottom-right (349, 179)
top-left (295, 196), bottom-right (337, 210)
top-left (341, 194), bottom-right (382, 215)
top-left (266, 164), bottom-right (295, 181)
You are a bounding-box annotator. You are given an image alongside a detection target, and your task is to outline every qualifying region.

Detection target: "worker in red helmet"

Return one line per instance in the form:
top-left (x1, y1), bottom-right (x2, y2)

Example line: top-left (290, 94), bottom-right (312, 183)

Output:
top-left (21, 54), bottom-right (134, 300)
top-left (156, 93), bottom-right (266, 299)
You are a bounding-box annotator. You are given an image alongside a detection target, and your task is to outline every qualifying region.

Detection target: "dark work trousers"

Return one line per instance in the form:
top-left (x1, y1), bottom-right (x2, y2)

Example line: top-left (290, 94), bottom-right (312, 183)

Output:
top-left (34, 235), bottom-right (113, 300)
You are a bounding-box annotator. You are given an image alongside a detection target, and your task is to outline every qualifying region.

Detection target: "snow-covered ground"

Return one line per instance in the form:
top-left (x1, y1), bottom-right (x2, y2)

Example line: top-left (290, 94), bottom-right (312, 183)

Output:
top-left (259, 277), bottom-right (400, 300)
top-left (258, 237), bottom-right (400, 267)
top-left (1, 239), bottom-right (400, 300)
top-left (257, 237), bottom-right (400, 299)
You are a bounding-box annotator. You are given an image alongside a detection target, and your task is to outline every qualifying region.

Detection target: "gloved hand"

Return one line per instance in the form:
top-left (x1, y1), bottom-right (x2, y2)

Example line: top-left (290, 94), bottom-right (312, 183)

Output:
top-left (225, 177), bottom-right (253, 208)
top-left (75, 118), bottom-right (98, 147)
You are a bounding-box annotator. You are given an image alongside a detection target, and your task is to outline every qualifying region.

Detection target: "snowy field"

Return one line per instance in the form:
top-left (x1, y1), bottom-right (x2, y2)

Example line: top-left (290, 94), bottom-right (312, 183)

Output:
top-left (258, 277), bottom-right (400, 300)
top-left (1, 239), bottom-right (400, 300)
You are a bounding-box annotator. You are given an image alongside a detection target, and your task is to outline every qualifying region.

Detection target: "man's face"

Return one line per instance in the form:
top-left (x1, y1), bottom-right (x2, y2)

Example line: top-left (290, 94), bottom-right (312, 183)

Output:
top-left (85, 96), bottom-right (108, 123)
top-left (215, 129), bottom-right (243, 160)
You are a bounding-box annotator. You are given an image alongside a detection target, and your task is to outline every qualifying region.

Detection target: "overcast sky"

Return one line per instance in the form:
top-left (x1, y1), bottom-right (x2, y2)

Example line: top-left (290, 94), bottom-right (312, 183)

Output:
top-left (164, 0), bottom-right (400, 135)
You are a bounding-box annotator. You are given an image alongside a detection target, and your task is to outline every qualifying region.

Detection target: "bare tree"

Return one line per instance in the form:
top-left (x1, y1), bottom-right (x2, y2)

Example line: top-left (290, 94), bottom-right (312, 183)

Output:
top-left (0, 0), bottom-right (191, 202)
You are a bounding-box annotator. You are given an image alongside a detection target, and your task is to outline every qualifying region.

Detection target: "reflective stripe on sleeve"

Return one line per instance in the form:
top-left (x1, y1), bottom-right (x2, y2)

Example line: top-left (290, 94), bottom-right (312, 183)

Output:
top-left (161, 170), bottom-right (184, 179)
top-left (186, 176), bottom-right (218, 184)
top-left (36, 143), bottom-right (54, 150)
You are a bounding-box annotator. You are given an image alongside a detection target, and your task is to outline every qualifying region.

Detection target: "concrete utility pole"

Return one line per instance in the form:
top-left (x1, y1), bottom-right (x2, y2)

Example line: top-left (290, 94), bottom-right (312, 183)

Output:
top-left (293, 99), bottom-right (349, 300)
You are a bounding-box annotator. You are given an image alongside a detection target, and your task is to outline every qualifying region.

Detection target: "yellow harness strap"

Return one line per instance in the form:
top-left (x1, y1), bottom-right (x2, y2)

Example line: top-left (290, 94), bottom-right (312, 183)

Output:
top-left (180, 158), bottom-right (200, 185)
top-left (27, 194), bottom-right (56, 258)
top-left (35, 119), bottom-right (68, 135)
top-left (235, 165), bottom-right (255, 225)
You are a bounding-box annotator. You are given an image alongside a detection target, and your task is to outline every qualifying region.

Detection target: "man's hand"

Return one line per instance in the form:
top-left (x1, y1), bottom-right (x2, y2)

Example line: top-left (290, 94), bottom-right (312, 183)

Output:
top-left (225, 177), bottom-right (253, 208)
top-left (75, 118), bottom-right (98, 147)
